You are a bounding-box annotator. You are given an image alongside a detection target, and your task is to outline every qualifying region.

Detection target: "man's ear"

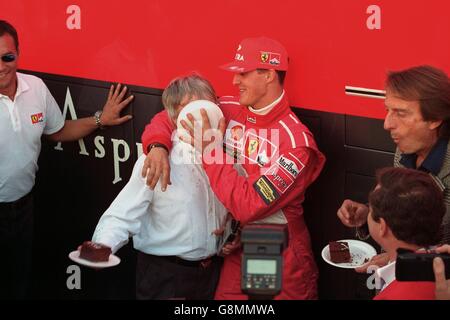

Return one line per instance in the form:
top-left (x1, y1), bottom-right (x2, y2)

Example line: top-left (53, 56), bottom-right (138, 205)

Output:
top-left (428, 119), bottom-right (443, 131)
top-left (265, 70), bottom-right (277, 83)
top-left (379, 217), bottom-right (389, 238)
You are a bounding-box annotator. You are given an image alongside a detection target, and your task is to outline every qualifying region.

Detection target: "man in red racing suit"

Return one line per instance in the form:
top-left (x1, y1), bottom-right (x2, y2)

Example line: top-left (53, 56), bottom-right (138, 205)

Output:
top-left (141, 37), bottom-right (325, 299)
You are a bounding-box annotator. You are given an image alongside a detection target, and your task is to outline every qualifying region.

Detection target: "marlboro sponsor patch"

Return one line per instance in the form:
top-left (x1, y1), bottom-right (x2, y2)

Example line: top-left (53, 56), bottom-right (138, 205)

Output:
top-left (253, 176), bottom-right (280, 205)
top-left (276, 154), bottom-right (304, 178)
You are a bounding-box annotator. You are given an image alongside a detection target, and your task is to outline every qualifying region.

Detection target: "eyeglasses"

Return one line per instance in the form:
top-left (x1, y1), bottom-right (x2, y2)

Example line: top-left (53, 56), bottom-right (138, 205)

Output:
top-left (1, 54), bottom-right (16, 63)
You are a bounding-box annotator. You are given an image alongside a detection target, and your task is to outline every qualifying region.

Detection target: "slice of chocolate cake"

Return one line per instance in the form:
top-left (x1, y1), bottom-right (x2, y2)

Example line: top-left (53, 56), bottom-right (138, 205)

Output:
top-left (79, 241), bottom-right (111, 262)
top-left (329, 241), bottom-right (351, 263)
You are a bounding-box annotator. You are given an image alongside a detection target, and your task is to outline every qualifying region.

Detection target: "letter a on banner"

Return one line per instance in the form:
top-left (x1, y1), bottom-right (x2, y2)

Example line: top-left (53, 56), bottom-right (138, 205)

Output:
top-left (366, 5), bottom-right (381, 30)
top-left (66, 5), bottom-right (81, 30)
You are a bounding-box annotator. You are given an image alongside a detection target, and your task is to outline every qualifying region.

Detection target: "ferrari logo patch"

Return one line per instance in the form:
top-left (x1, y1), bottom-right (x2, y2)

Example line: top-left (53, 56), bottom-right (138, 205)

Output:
top-left (31, 113), bottom-right (43, 124)
top-left (247, 138), bottom-right (259, 157)
top-left (260, 52), bottom-right (269, 63)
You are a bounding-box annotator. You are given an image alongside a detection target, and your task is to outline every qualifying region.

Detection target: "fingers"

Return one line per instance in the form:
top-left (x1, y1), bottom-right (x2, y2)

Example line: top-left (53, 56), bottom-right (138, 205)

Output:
top-left (186, 113), bottom-right (195, 128)
top-left (181, 120), bottom-right (194, 138)
top-left (102, 84), bottom-right (133, 127)
top-left (200, 108), bottom-right (211, 130)
top-left (433, 257), bottom-right (448, 299)
top-left (148, 163), bottom-right (160, 190)
top-left (221, 242), bottom-right (241, 256)
top-left (212, 228), bottom-right (224, 236)
top-left (112, 83), bottom-right (122, 99)
top-left (337, 206), bottom-right (355, 227)
top-left (222, 243), bottom-right (236, 255)
top-left (371, 252), bottom-right (389, 264)
top-left (218, 117), bottom-right (226, 136)
top-left (337, 200), bottom-right (369, 227)
top-left (108, 83), bottom-right (133, 105)
top-left (145, 162), bottom-right (156, 189)
top-left (112, 115), bottom-right (133, 125)
top-left (143, 148), bottom-right (170, 191)
top-left (435, 244), bottom-right (450, 254)
top-left (108, 84), bottom-right (114, 100)
top-left (118, 84), bottom-right (127, 101)
top-left (434, 257), bottom-right (446, 285)
top-left (179, 133), bottom-right (194, 146)
top-left (141, 158), bottom-right (150, 178)
top-left (355, 253), bottom-right (388, 273)
top-left (161, 162), bottom-right (170, 192)
top-left (355, 257), bottom-right (376, 273)
top-left (111, 84), bottom-right (126, 103)
top-left (337, 208), bottom-right (352, 227)
top-left (355, 262), bottom-right (371, 273)
top-left (341, 199), bottom-right (353, 218)
top-left (118, 95), bottom-right (134, 109)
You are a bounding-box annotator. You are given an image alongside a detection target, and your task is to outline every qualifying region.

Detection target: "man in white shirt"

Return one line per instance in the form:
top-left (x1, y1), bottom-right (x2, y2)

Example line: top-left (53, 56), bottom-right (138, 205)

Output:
top-left (84, 74), bottom-right (228, 300)
top-left (0, 20), bottom-right (133, 299)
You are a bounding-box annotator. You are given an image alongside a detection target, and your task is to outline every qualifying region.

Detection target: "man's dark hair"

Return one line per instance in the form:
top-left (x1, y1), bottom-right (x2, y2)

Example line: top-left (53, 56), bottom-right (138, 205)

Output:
top-left (275, 70), bottom-right (286, 86)
top-left (369, 167), bottom-right (445, 247)
top-left (0, 20), bottom-right (19, 52)
top-left (386, 65), bottom-right (450, 138)
top-left (256, 69), bottom-right (286, 86)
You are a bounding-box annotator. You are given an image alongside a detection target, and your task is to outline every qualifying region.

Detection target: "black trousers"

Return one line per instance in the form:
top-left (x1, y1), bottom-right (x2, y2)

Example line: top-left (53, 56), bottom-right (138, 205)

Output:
top-left (0, 192), bottom-right (34, 299)
top-left (136, 251), bottom-right (223, 300)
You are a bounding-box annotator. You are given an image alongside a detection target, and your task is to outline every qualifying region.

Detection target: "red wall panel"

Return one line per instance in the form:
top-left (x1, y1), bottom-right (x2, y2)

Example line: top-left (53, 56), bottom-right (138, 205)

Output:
top-left (2, 0), bottom-right (449, 119)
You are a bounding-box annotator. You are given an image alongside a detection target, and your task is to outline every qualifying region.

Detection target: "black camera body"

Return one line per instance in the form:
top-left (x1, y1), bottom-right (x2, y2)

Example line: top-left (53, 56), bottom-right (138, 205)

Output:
top-left (241, 224), bottom-right (288, 298)
top-left (217, 218), bottom-right (240, 256)
top-left (395, 248), bottom-right (450, 282)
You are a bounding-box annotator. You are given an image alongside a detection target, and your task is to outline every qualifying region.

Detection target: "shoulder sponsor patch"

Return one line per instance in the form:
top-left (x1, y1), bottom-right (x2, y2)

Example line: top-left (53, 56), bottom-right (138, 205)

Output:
top-left (31, 112), bottom-right (44, 124)
top-left (276, 154), bottom-right (305, 178)
top-left (253, 176), bottom-right (280, 205)
top-left (264, 165), bottom-right (294, 194)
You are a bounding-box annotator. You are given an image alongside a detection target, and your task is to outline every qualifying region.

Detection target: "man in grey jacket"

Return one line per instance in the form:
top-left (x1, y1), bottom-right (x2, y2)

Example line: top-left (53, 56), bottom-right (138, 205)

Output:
top-left (338, 65), bottom-right (450, 270)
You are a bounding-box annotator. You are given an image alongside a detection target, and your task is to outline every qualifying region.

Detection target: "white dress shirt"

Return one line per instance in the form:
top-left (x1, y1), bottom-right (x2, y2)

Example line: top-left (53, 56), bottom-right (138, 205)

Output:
top-left (92, 140), bottom-right (227, 260)
top-left (0, 73), bottom-right (64, 201)
top-left (375, 260), bottom-right (396, 291)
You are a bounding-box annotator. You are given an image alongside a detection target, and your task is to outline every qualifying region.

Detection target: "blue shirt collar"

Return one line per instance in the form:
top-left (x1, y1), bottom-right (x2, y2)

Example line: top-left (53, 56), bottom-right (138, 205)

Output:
top-left (399, 138), bottom-right (448, 175)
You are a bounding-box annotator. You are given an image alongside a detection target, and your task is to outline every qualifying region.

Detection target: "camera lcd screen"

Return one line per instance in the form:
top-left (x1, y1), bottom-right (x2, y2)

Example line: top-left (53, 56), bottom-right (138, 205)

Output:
top-left (247, 259), bottom-right (277, 274)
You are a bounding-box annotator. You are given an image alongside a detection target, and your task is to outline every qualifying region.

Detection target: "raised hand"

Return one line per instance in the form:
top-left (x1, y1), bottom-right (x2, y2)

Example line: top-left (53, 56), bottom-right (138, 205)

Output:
top-left (100, 83), bottom-right (134, 126)
top-left (337, 199), bottom-right (369, 227)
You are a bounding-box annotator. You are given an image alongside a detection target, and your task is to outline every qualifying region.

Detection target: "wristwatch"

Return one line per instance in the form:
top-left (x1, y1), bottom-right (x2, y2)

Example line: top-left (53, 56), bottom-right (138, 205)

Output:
top-left (147, 143), bottom-right (169, 153)
top-left (94, 110), bottom-right (104, 129)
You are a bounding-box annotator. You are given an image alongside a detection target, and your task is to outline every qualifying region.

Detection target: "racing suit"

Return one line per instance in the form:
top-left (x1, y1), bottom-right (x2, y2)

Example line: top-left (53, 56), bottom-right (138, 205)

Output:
top-left (141, 94), bottom-right (325, 299)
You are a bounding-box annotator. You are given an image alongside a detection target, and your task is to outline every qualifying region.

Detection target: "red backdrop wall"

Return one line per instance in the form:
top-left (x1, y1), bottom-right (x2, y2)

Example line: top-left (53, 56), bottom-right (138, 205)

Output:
top-left (2, 0), bottom-right (450, 119)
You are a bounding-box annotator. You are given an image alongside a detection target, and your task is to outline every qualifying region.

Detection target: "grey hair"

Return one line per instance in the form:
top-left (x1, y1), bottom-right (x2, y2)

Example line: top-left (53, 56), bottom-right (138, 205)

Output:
top-left (162, 73), bottom-right (218, 120)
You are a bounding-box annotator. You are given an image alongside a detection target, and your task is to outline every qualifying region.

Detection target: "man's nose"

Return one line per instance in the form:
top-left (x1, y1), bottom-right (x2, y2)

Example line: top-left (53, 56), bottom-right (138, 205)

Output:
top-left (384, 114), bottom-right (393, 131)
top-left (232, 74), bottom-right (240, 86)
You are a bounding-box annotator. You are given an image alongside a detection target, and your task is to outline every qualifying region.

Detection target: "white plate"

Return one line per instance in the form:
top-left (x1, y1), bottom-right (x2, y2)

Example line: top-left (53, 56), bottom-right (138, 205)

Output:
top-left (176, 100), bottom-right (224, 142)
top-left (321, 239), bottom-right (377, 269)
top-left (68, 250), bottom-right (121, 269)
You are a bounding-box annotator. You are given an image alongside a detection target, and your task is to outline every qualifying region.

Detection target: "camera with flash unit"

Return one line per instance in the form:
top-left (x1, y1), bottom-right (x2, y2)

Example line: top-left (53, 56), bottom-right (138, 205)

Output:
top-left (241, 224), bottom-right (288, 298)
